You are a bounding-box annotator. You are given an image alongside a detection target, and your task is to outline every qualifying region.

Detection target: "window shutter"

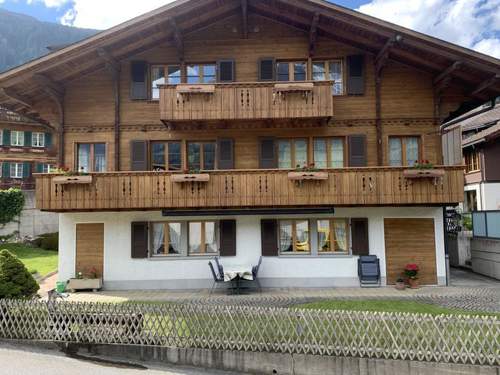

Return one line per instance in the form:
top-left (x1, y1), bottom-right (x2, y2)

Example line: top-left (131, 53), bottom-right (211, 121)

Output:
top-left (217, 138), bottom-right (234, 169)
top-left (259, 138), bottom-right (277, 169)
top-left (24, 131), bottom-right (32, 147)
top-left (219, 220), bottom-right (236, 256)
top-left (130, 140), bottom-right (148, 171)
top-left (2, 162), bottom-right (9, 178)
top-left (35, 163), bottom-right (44, 173)
top-left (45, 133), bottom-right (53, 147)
top-left (130, 61), bottom-right (148, 100)
top-left (351, 218), bottom-right (369, 256)
top-left (348, 135), bottom-right (367, 167)
top-left (2, 130), bottom-right (10, 146)
top-left (217, 60), bottom-right (235, 82)
top-left (346, 55), bottom-right (365, 95)
top-left (131, 222), bottom-right (149, 259)
top-left (259, 58), bottom-right (275, 81)
top-left (22, 162), bottom-right (31, 178)
top-left (261, 219), bottom-right (278, 256)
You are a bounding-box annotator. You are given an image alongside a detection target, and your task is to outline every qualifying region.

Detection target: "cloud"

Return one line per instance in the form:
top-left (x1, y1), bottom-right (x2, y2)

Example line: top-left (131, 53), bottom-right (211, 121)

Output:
top-left (357, 0), bottom-right (500, 58)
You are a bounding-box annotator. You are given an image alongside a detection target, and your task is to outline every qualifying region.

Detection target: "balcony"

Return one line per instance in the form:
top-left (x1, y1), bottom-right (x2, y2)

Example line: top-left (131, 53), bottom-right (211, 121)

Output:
top-left (159, 81), bottom-right (334, 122)
top-left (35, 166), bottom-right (464, 212)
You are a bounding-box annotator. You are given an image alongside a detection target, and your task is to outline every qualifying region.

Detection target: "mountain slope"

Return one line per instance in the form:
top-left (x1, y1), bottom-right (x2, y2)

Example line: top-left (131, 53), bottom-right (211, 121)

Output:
top-left (0, 8), bottom-right (98, 73)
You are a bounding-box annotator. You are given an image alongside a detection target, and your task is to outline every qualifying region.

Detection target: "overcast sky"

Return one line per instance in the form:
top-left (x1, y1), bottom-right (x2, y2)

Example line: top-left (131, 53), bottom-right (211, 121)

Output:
top-left (1, 0), bottom-right (499, 58)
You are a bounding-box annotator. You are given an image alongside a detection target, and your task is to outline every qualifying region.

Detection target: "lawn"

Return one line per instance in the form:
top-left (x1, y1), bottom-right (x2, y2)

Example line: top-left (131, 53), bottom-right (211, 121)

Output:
top-left (0, 243), bottom-right (58, 277)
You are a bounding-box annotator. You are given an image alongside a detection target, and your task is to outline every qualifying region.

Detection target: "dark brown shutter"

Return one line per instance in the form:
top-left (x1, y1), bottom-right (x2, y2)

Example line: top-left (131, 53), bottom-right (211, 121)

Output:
top-left (131, 222), bottom-right (148, 258)
top-left (259, 58), bottom-right (275, 81)
top-left (261, 219), bottom-right (278, 256)
top-left (219, 220), bottom-right (236, 256)
top-left (259, 138), bottom-right (277, 169)
top-left (351, 218), bottom-right (369, 256)
top-left (348, 135), bottom-right (367, 167)
top-left (130, 61), bottom-right (148, 99)
top-left (217, 138), bottom-right (234, 169)
top-left (346, 55), bottom-right (365, 95)
top-left (217, 60), bottom-right (235, 82)
top-left (130, 140), bottom-right (148, 171)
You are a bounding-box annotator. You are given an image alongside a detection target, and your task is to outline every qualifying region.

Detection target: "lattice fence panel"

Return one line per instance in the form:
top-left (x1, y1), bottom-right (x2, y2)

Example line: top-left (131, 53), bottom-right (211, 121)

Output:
top-left (0, 300), bottom-right (498, 365)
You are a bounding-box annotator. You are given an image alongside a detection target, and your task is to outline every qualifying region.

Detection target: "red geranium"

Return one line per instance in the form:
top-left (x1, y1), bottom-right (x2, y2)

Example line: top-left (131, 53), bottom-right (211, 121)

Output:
top-left (404, 263), bottom-right (419, 279)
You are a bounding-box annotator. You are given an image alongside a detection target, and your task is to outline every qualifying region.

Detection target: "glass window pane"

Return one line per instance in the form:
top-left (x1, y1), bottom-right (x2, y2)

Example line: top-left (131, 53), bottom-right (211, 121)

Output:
top-left (472, 212), bottom-right (486, 237)
top-left (77, 144), bottom-right (91, 173)
top-left (205, 222), bottom-right (218, 253)
top-left (152, 143), bottom-right (166, 171)
top-left (313, 139), bottom-right (327, 168)
top-left (486, 212), bottom-right (500, 238)
top-left (94, 143), bottom-right (106, 172)
top-left (294, 139), bottom-right (308, 168)
top-left (168, 142), bottom-right (182, 171)
top-left (167, 65), bottom-right (181, 84)
top-left (151, 66), bottom-right (165, 100)
top-left (405, 137), bottom-right (419, 166)
top-left (279, 221), bottom-right (293, 253)
top-left (202, 65), bottom-right (216, 83)
top-left (168, 223), bottom-right (182, 254)
top-left (389, 138), bottom-right (402, 166)
top-left (312, 62), bottom-right (326, 81)
top-left (294, 62), bottom-right (306, 81)
top-left (333, 220), bottom-right (348, 252)
top-left (187, 65), bottom-right (200, 84)
top-left (317, 220), bottom-right (331, 252)
top-left (329, 61), bottom-right (343, 95)
top-left (188, 143), bottom-right (201, 171)
top-left (152, 223), bottom-right (165, 255)
top-left (278, 140), bottom-right (292, 169)
top-left (189, 222), bottom-right (202, 254)
top-left (295, 220), bottom-right (309, 252)
top-left (330, 138), bottom-right (344, 168)
top-left (276, 62), bottom-right (289, 81)
top-left (203, 142), bottom-right (216, 170)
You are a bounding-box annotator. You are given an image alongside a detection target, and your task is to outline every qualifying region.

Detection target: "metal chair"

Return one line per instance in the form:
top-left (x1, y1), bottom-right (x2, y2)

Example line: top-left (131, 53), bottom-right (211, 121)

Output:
top-left (214, 256), bottom-right (224, 277)
top-left (208, 261), bottom-right (225, 295)
top-left (357, 255), bottom-right (381, 287)
top-left (251, 256), bottom-right (263, 293)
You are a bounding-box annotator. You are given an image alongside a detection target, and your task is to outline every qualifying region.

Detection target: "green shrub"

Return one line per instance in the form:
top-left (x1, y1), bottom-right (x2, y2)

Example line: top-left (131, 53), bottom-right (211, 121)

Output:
top-left (0, 249), bottom-right (39, 298)
top-left (35, 232), bottom-right (58, 251)
top-left (0, 189), bottom-right (24, 227)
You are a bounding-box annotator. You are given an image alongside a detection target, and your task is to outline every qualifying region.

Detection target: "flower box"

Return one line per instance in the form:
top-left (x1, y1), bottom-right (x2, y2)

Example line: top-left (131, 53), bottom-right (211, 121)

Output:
top-left (53, 175), bottom-right (93, 185)
top-left (171, 173), bottom-right (210, 183)
top-left (67, 278), bottom-right (102, 292)
top-left (176, 84), bottom-right (215, 94)
top-left (403, 169), bottom-right (445, 179)
top-left (288, 171), bottom-right (328, 181)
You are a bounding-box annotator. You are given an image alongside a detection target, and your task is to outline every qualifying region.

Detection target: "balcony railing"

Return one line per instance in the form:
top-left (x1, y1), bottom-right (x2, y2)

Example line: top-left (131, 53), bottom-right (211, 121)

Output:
top-left (159, 81), bottom-right (334, 122)
top-left (35, 166), bottom-right (464, 212)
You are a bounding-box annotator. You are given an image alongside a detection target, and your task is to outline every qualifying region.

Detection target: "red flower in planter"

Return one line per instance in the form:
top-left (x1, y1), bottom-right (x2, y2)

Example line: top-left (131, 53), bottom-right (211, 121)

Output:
top-left (404, 263), bottom-right (419, 279)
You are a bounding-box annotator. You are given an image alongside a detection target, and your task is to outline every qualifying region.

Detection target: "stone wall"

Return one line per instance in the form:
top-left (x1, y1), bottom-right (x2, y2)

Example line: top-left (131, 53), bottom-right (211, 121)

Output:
top-left (471, 237), bottom-right (500, 280)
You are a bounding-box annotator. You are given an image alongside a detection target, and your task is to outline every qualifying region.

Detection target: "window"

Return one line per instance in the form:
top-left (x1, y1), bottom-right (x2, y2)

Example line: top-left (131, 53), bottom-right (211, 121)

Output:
top-left (276, 61), bottom-right (307, 81)
top-left (388, 136), bottom-right (420, 166)
top-left (42, 164), bottom-right (54, 173)
top-left (464, 149), bottom-right (480, 173)
top-left (11, 131), bottom-right (24, 146)
top-left (0, 129), bottom-right (2, 146)
top-left (76, 143), bottom-right (106, 172)
top-left (187, 64), bottom-right (216, 84)
top-left (189, 221), bottom-right (218, 255)
top-left (312, 60), bottom-right (344, 95)
top-left (150, 65), bottom-right (181, 100)
top-left (10, 163), bottom-right (23, 178)
top-left (279, 219), bottom-right (310, 253)
top-left (278, 139), bottom-right (308, 169)
top-left (317, 219), bottom-right (348, 253)
top-left (313, 138), bottom-right (344, 168)
top-left (32, 132), bottom-right (45, 148)
top-left (187, 141), bottom-right (216, 170)
top-left (151, 222), bottom-right (182, 256)
top-left (151, 141), bottom-right (182, 171)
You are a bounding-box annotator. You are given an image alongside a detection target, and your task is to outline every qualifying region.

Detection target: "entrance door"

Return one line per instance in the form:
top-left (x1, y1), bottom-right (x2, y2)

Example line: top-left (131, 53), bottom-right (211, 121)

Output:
top-left (384, 218), bottom-right (437, 285)
top-left (75, 223), bottom-right (104, 278)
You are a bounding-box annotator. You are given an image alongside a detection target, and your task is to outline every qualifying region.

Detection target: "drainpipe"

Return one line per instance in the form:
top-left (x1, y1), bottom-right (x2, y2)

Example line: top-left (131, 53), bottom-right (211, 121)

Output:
top-left (443, 206), bottom-right (450, 286)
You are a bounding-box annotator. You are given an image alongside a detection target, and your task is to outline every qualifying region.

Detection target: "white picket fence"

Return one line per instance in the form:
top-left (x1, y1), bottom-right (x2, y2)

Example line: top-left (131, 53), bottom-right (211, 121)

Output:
top-left (0, 299), bottom-right (498, 365)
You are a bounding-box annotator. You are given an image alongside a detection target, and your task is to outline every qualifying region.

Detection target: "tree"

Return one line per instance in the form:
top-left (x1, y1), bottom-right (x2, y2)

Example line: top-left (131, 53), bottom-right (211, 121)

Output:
top-left (0, 188), bottom-right (24, 227)
top-left (0, 249), bottom-right (39, 298)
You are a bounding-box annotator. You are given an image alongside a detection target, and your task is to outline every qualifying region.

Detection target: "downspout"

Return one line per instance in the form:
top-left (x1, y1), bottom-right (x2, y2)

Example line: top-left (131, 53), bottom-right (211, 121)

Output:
top-left (443, 206), bottom-right (450, 286)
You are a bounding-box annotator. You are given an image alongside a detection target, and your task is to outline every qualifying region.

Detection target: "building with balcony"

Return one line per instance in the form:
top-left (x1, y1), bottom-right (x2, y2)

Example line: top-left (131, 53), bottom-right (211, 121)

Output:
top-left (1, 0), bottom-right (498, 289)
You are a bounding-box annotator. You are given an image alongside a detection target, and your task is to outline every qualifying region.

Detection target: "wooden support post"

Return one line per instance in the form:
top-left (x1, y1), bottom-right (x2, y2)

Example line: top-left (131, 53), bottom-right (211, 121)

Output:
top-left (375, 34), bottom-right (401, 75)
top-left (241, 0), bottom-right (248, 39)
top-left (309, 12), bottom-right (320, 57)
top-left (169, 18), bottom-right (184, 61)
top-left (470, 74), bottom-right (500, 97)
top-left (375, 72), bottom-right (383, 166)
top-left (433, 61), bottom-right (462, 86)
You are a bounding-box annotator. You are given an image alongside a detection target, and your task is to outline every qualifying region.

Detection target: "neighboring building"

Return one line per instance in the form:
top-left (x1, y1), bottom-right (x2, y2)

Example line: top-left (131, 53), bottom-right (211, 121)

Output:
top-left (0, 0), bottom-right (498, 289)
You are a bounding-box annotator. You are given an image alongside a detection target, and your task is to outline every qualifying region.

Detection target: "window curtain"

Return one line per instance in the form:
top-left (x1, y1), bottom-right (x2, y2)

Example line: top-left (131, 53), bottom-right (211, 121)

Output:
top-left (405, 137), bottom-right (419, 166)
top-left (278, 141), bottom-right (291, 169)
top-left (330, 138), bottom-right (344, 168)
top-left (94, 144), bottom-right (106, 172)
top-left (294, 139), bottom-right (308, 168)
top-left (313, 139), bottom-right (327, 168)
top-left (334, 220), bottom-right (347, 252)
top-left (168, 223), bottom-right (181, 254)
top-left (77, 144), bottom-right (90, 173)
top-left (389, 138), bottom-right (402, 166)
top-left (152, 223), bottom-right (165, 255)
top-left (279, 221), bottom-right (292, 252)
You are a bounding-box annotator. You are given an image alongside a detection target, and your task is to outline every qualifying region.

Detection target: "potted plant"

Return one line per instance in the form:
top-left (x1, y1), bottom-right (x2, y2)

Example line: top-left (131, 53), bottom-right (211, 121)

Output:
top-left (395, 277), bottom-right (406, 290)
top-left (67, 267), bottom-right (102, 292)
top-left (288, 163), bottom-right (328, 182)
top-left (51, 166), bottom-right (93, 185)
top-left (404, 263), bottom-right (420, 289)
top-left (171, 168), bottom-right (210, 183)
top-left (403, 160), bottom-right (445, 179)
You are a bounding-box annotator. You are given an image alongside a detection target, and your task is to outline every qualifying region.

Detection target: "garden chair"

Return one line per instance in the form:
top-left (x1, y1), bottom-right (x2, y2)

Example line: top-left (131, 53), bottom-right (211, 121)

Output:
top-left (357, 255), bottom-right (381, 287)
top-left (208, 261), bottom-right (225, 295)
top-left (214, 256), bottom-right (224, 277)
top-left (251, 256), bottom-right (263, 293)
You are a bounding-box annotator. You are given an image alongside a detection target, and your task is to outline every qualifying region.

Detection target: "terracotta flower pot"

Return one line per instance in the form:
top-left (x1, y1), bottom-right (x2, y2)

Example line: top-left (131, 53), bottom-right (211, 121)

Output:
top-left (408, 278), bottom-right (420, 289)
top-left (395, 281), bottom-right (406, 290)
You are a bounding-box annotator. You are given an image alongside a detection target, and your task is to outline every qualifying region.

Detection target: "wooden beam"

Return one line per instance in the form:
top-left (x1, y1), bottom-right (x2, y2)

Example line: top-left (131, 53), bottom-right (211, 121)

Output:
top-left (97, 47), bottom-right (121, 76)
top-left (435, 76), bottom-right (451, 95)
top-left (168, 18), bottom-right (184, 61)
top-left (375, 35), bottom-right (401, 74)
top-left (0, 87), bottom-right (32, 108)
top-left (241, 0), bottom-right (248, 39)
top-left (33, 73), bottom-right (64, 97)
top-left (433, 61), bottom-right (462, 85)
top-left (470, 74), bottom-right (500, 96)
top-left (309, 12), bottom-right (320, 57)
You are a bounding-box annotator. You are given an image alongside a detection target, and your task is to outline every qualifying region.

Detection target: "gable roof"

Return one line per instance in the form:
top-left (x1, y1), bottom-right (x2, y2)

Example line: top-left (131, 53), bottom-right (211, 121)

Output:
top-left (0, 0), bottom-right (499, 123)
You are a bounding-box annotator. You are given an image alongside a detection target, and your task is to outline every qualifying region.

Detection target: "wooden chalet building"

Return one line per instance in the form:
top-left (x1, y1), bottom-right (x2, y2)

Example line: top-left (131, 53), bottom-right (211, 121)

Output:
top-left (0, 0), bottom-right (499, 289)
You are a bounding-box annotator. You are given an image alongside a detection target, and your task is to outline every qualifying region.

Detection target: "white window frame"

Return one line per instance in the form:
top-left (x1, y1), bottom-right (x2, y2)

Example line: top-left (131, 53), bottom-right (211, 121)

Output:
top-left (32, 132), bottom-right (45, 148)
top-left (42, 164), bottom-right (53, 173)
top-left (0, 129), bottom-right (2, 146)
top-left (10, 163), bottom-right (23, 179)
top-left (11, 131), bottom-right (24, 147)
